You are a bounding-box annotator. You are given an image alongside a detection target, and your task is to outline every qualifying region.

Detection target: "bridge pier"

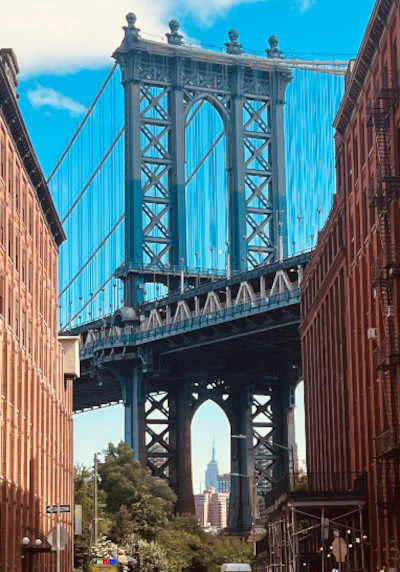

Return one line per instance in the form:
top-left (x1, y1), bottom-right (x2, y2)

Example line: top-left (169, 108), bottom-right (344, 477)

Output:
top-left (172, 384), bottom-right (195, 515)
top-left (123, 363), bottom-right (146, 463)
top-left (227, 385), bottom-right (253, 533)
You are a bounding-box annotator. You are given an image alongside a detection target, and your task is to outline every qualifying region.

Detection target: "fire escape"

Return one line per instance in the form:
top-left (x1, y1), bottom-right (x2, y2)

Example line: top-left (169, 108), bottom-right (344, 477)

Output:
top-left (367, 69), bottom-right (400, 513)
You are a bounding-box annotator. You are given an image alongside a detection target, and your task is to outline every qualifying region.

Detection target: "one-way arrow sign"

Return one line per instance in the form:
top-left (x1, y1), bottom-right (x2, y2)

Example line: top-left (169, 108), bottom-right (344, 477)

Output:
top-left (46, 505), bottom-right (71, 514)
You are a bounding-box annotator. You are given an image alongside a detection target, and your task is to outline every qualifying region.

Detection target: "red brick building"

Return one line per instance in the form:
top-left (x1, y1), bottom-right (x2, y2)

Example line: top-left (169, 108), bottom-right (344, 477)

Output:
top-left (0, 49), bottom-right (74, 571)
top-left (300, 0), bottom-right (400, 567)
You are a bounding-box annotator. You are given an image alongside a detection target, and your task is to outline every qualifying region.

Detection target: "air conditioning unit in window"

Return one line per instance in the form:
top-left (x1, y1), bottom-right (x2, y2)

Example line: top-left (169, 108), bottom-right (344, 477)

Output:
top-left (367, 327), bottom-right (377, 340)
top-left (387, 306), bottom-right (394, 317)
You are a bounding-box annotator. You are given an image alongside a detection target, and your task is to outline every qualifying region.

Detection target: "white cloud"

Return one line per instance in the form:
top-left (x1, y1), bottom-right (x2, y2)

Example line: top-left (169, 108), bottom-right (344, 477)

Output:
top-left (27, 86), bottom-right (86, 116)
top-left (0, 0), bottom-right (310, 76)
top-left (296, 0), bottom-right (316, 12)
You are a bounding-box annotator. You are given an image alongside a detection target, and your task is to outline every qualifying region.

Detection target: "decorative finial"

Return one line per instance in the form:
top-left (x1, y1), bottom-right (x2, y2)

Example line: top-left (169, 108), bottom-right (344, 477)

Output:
top-left (226, 29), bottom-right (243, 55)
top-left (266, 35), bottom-right (282, 58)
top-left (166, 19), bottom-right (183, 45)
top-left (122, 13), bottom-right (140, 47)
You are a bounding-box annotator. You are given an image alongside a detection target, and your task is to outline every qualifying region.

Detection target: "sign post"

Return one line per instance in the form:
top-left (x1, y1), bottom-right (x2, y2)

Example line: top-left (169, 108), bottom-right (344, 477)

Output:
top-left (46, 504), bottom-right (71, 572)
top-left (57, 504), bottom-right (61, 572)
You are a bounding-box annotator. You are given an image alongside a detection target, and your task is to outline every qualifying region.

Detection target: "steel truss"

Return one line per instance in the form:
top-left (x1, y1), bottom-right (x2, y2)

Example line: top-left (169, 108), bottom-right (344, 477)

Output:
top-left (143, 376), bottom-right (292, 530)
top-left (113, 16), bottom-right (292, 305)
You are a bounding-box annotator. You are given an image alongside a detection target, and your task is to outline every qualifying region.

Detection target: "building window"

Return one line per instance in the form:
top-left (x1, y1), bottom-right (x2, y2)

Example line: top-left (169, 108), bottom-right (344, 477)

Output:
top-left (8, 220), bottom-right (12, 259)
top-left (0, 205), bottom-right (4, 248)
top-left (22, 183), bottom-right (26, 224)
top-left (0, 134), bottom-right (5, 181)
top-left (15, 236), bottom-right (19, 273)
top-left (396, 124), bottom-right (400, 174)
top-left (22, 248), bottom-right (26, 284)
top-left (367, 122), bottom-right (373, 151)
top-left (7, 285), bottom-right (12, 325)
top-left (15, 168), bottom-right (20, 212)
top-left (22, 310), bottom-right (26, 347)
top-left (0, 275), bottom-right (4, 316)
top-left (360, 121), bottom-right (365, 166)
top-left (28, 202), bottom-right (33, 236)
top-left (8, 155), bottom-right (13, 198)
top-left (347, 152), bottom-right (353, 192)
top-left (28, 259), bottom-right (32, 294)
top-left (28, 320), bottom-right (32, 354)
top-left (353, 137), bottom-right (359, 181)
top-left (15, 301), bottom-right (19, 338)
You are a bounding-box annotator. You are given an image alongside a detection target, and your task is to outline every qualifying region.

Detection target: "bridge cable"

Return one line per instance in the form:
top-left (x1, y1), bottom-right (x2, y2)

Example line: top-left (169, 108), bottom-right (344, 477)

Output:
top-left (47, 62), bottom-right (118, 183)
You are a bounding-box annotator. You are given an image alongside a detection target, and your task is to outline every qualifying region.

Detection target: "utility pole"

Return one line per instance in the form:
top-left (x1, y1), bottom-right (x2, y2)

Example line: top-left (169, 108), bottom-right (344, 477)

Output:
top-left (93, 454), bottom-right (99, 545)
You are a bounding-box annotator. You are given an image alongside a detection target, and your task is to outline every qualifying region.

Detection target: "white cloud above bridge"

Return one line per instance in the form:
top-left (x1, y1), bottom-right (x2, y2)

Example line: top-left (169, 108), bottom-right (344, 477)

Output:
top-left (0, 0), bottom-right (315, 76)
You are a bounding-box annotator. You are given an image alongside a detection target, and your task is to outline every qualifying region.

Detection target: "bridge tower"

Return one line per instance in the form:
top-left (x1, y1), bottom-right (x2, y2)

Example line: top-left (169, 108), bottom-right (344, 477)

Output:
top-left (93, 15), bottom-right (294, 533)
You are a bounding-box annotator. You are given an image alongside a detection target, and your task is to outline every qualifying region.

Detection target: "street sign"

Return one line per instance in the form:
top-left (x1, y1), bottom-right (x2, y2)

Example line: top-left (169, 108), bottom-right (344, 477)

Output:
top-left (332, 537), bottom-right (348, 562)
top-left (75, 504), bottom-right (83, 535)
top-left (47, 526), bottom-right (70, 551)
top-left (46, 505), bottom-right (71, 514)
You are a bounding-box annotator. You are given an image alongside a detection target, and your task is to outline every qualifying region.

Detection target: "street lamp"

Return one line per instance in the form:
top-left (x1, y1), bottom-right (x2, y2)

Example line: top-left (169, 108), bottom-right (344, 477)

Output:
top-left (273, 442), bottom-right (295, 486)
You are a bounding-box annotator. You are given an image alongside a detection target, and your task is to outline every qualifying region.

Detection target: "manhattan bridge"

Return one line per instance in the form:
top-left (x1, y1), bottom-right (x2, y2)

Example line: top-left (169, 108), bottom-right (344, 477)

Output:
top-left (49, 15), bottom-right (347, 532)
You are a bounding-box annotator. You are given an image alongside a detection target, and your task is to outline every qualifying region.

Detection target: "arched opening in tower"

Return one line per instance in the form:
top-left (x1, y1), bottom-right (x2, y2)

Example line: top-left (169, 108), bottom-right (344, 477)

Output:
top-left (190, 399), bottom-right (231, 530)
top-left (185, 99), bottom-right (228, 272)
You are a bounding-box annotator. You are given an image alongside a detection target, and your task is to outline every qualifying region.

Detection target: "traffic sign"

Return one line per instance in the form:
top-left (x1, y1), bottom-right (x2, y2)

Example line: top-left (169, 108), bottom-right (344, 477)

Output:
top-left (46, 505), bottom-right (71, 514)
top-left (47, 526), bottom-right (70, 550)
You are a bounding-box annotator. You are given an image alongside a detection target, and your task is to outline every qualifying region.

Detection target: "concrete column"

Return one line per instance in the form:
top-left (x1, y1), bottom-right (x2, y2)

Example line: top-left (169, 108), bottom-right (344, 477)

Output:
top-left (229, 65), bottom-right (247, 273)
top-left (124, 363), bottom-right (146, 463)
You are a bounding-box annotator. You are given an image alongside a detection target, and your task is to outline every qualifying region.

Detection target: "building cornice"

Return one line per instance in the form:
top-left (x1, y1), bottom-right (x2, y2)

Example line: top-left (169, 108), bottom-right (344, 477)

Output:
top-left (0, 52), bottom-right (65, 247)
top-left (334, 0), bottom-right (396, 136)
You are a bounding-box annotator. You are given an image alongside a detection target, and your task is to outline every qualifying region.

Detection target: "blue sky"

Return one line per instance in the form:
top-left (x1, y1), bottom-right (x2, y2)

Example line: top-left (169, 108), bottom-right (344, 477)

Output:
top-left (1, 0), bottom-right (375, 484)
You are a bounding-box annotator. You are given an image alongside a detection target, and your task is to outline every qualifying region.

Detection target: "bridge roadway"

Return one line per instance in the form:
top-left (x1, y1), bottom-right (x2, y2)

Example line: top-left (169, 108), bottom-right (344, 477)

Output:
top-left (69, 251), bottom-right (310, 412)
top-left (68, 251), bottom-right (310, 528)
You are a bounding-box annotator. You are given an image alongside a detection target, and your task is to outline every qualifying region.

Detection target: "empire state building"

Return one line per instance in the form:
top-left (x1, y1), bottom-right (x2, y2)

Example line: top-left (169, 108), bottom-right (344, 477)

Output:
top-left (205, 439), bottom-right (220, 490)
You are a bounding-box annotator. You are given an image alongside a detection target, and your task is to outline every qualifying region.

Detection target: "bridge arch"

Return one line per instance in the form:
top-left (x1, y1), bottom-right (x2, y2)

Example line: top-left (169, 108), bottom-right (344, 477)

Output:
top-left (184, 97), bottom-right (229, 271)
top-left (191, 399), bottom-right (231, 494)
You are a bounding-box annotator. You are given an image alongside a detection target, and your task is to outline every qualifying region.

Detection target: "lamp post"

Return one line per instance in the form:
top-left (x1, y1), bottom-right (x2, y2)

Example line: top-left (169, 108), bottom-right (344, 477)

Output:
top-left (273, 442), bottom-right (295, 486)
top-left (93, 453), bottom-right (100, 545)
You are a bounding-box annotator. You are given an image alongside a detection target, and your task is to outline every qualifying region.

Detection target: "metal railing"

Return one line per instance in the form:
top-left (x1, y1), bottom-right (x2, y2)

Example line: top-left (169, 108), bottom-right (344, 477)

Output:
top-left (264, 471), bottom-right (367, 510)
top-left (373, 335), bottom-right (400, 369)
top-left (376, 427), bottom-right (400, 457)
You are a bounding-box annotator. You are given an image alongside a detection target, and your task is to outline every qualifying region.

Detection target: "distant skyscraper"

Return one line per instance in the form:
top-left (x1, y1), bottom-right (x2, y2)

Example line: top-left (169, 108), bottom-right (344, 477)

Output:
top-left (205, 437), bottom-right (220, 490)
top-left (218, 473), bottom-right (231, 493)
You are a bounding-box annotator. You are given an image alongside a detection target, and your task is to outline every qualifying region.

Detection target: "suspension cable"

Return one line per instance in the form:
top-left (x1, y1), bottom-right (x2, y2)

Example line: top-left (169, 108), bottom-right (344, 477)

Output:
top-left (59, 214), bottom-right (124, 298)
top-left (47, 63), bottom-right (118, 183)
top-left (61, 127), bottom-right (124, 224)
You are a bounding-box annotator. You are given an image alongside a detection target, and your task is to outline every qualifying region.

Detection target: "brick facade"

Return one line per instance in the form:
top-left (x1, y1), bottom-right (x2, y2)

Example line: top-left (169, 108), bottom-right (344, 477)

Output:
top-left (300, 0), bottom-right (400, 568)
top-left (0, 49), bottom-right (72, 571)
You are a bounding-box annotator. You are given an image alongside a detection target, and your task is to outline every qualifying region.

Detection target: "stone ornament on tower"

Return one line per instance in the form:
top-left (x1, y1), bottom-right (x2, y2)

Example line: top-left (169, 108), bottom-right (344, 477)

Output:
top-left (122, 13), bottom-right (140, 48)
top-left (226, 29), bottom-right (243, 55)
top-left (266, 35), bottom-right (282, 58)
top-left (166, 19), bottom-right (183, 45)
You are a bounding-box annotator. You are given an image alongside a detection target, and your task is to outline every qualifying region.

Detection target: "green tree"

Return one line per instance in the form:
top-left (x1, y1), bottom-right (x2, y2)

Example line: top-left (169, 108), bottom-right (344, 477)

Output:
top-left (98, 442), bottom-right (177, 541)
top-left (205, 537), bottom-right (254, 572)
top-left (121, 535), bottom-right (170, 572)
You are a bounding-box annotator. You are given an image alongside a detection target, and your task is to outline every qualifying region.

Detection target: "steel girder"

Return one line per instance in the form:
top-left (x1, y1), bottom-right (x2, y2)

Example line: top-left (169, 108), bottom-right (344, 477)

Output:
top-left (113, 30), bottom-right (292, 305)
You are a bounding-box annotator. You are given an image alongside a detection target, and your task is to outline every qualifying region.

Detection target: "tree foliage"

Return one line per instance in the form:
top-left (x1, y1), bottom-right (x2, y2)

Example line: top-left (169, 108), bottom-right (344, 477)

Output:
top-left (74, 443), bottom-right (255, 572)
top-left (205, 537), bottom-right (254, 572)
top-left (98, 442), bottom-right (177, 541)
